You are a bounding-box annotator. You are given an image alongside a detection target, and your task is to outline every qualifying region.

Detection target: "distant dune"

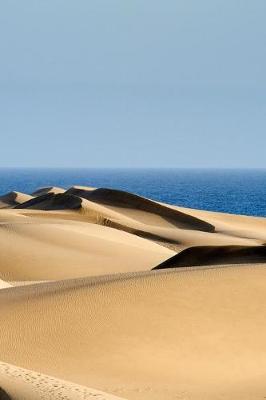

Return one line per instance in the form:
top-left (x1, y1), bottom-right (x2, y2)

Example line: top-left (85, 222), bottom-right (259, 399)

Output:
top-left (65, 187), bottom-right (215, 232)
top-left (0, 184), bottom-right (266, 399)
top-left (15, 192), bottom-right (82, 210)
top-left (31, 186), bottom-right (65, 196)
top-left (0, 191), bottom-right (33, 209)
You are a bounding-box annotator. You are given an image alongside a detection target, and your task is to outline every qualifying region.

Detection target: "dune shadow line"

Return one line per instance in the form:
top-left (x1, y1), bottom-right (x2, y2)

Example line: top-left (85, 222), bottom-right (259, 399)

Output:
top-left (153, 245), bottom-right (266, 270)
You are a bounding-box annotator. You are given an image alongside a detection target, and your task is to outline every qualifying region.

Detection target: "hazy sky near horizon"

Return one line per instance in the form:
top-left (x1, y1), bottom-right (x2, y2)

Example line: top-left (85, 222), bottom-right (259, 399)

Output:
top-left (0, 1), bottom-right (265, 168)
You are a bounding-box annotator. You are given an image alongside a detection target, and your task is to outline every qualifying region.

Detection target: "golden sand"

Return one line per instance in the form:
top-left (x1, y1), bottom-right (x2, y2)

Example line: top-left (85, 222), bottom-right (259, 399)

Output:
top-left (0, 185), bottom-right (265, 399)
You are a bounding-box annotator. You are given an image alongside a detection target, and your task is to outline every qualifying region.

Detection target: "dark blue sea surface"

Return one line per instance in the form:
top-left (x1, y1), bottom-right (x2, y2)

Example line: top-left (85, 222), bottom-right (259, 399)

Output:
top-left (0, 168), bottom-right (265, 217)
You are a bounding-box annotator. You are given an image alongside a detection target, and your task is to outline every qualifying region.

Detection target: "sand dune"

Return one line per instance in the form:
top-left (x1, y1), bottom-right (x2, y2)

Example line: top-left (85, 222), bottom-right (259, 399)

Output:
top-left (0, 213), bottom-right (173, 281)
top-left (16, 187), bottom-right (265, 250)
top-left (1, 266), bottom-right (266, 399)
top-left (32, 186), bottom-right (65, 196)
top-left (0, 191), bottom-right (33, 209)
top-left (1, 187), bottom-right (264, 285)
top-left (16, 192), bottom-right (82, 210)
top-left (176, 205), bottom-right (266, 241)
top-left (153, 244), bottom-right (266, 269)
top-left (16, 188), bottom-right (266, 251)
top-left (65, 187), bottom-right (215, 232)
top-left (1, 184), bottom-right (266, 399)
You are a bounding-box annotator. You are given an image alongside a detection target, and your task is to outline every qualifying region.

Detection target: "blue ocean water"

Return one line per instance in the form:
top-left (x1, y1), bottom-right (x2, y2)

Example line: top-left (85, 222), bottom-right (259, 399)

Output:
top-left (0, 168), bottom-right (265, 217)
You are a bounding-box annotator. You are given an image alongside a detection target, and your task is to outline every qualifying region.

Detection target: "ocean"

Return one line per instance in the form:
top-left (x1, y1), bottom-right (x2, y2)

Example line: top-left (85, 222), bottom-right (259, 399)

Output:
top-left (0, 168), bottom-right (265, 217)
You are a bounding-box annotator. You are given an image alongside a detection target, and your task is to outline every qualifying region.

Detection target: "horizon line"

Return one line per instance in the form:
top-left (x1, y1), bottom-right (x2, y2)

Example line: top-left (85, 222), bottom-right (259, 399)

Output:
top-left (0, 166), bottom-right (265, 170)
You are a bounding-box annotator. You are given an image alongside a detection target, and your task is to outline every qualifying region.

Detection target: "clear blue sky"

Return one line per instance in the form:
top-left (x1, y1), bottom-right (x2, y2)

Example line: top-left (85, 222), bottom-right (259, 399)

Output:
top-left (0, 0), bottom-right (265, 168)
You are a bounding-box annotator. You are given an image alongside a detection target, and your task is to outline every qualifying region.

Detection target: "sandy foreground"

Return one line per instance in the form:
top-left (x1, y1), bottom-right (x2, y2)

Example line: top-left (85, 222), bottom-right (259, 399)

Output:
top-left (0, 186), bottom-right (266, 399)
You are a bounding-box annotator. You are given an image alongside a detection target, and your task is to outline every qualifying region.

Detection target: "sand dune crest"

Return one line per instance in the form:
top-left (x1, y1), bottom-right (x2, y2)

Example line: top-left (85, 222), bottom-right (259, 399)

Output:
top-left (32, 186), bottom-right (65, 196)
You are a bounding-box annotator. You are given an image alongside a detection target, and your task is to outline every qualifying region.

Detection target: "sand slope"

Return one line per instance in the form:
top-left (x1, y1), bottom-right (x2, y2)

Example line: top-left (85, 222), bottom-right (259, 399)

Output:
top-left (0, 191), bottom-right (33, 209)
top-left (0, 280), bottom-right (11, 289)
top-left (0, 213), bottom-right (173, 281)
top-left (0, 362), bottom-right (125, 400)
top-left (15, 193), bottom-right (82, 210)
top-left (1, 266), bottom-right (266, 399)
top-left (176, 205), bottom-right (266, 242)
top-left (65, 187), bottom-right (215, 232)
